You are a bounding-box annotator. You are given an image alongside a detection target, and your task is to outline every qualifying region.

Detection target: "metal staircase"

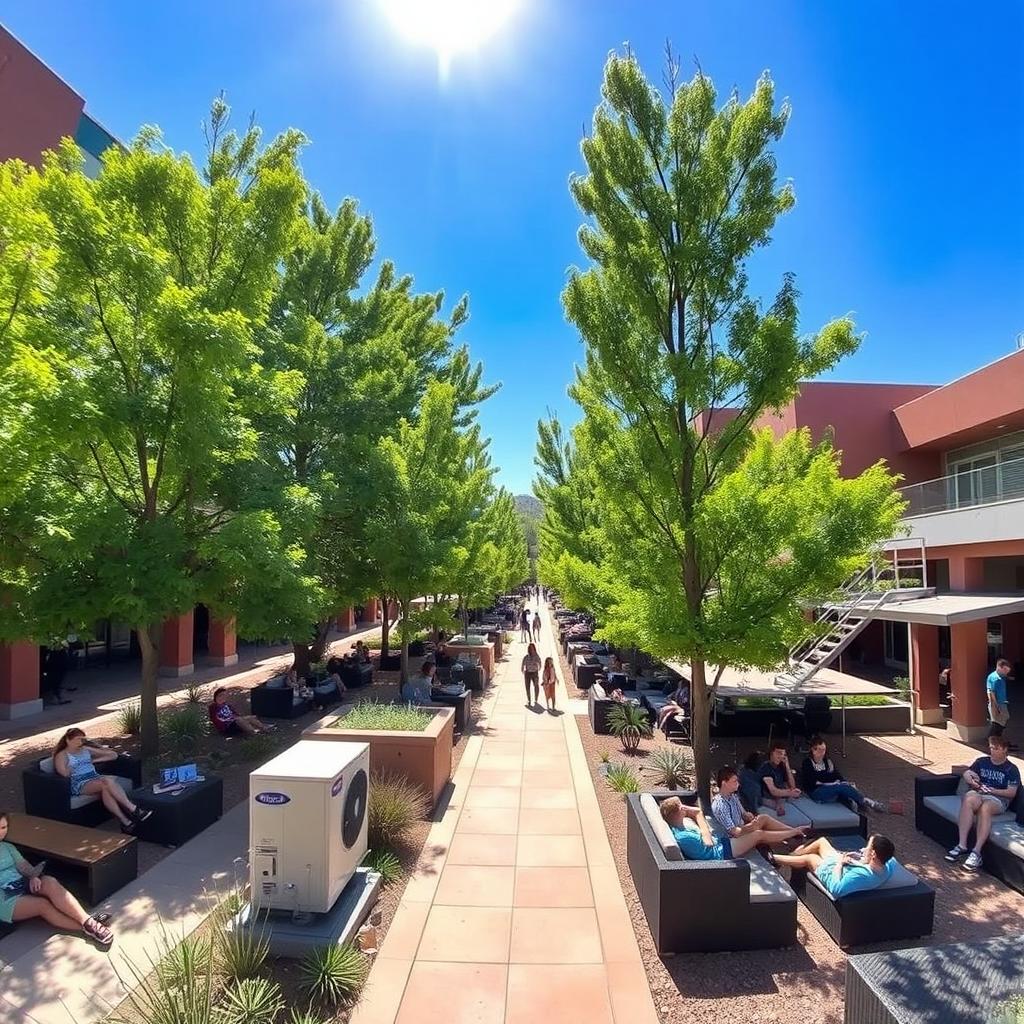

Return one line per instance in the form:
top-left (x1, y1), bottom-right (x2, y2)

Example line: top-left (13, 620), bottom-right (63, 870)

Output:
top-left (775, 538), bottom-right (930, 689)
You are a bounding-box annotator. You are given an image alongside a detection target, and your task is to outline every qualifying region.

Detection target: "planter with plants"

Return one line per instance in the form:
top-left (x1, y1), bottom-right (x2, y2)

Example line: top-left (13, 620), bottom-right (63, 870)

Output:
top-left (303, 701), bottom-right (455, 808)
top-left (606, 702), bottom-right (652, 754)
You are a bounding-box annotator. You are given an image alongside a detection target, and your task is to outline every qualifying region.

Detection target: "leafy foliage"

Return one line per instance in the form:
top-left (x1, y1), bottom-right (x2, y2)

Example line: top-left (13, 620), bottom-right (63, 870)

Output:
top-left (336, 701), bottom-right (433, 732)
top-left (117, 701), bottom-right (142, 736)
top-left (368, 768), bottom-right (430, 849)
top-left (643, 747), bottom-right (691, 790)
top-left (606, 702), bottom-right (652, 754)
top-left (160, 702), bottom-right (209, 755)
top-left (605, 762), bottom-right (641, 793)
top-left (217, 919), bottom-right (270, 981)
top-left (362, 847), bottom-right (403, 885)
top-left (299, 944), bottom-right (369, 1006)
top-left (218, 978), bottom-right (285, 1024)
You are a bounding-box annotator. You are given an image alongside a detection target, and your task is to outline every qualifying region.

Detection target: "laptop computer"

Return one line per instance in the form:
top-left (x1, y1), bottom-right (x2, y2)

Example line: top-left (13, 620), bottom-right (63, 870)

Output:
top-left (161, 763), bottom-right (201, 786)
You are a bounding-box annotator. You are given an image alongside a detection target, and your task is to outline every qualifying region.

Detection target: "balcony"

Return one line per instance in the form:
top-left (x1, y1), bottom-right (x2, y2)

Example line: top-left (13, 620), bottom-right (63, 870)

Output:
top-left (899, 457), bottom-right (1024, 548)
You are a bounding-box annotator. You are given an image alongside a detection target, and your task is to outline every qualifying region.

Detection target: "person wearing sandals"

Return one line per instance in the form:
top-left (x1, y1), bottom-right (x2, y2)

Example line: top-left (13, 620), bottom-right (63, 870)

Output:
top-left (0, 811), bottom-right (114, 948)
top-left (53, 728), bottom-right (152, 835)
top-left (541, 656), bottom-right (558, 712)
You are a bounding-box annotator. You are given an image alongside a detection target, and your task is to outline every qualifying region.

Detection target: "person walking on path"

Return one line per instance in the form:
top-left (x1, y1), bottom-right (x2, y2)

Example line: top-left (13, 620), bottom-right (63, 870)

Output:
top-left (519, 607), bottom-right (531, 643)
top-left (987, 658), bottom-right (1012, 738)
top-left (0, 811), bottom-right (114, 948)
top-left (521, 643), bottom-right (542, 705)
top-left (542, 656), bottom-right (558, 712)
top-left (532, 610), bottom-right (542, 642)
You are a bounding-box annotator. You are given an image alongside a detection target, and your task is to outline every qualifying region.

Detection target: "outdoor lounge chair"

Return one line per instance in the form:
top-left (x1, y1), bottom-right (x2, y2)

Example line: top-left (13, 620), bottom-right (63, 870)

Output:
top-left (250, 677), bottom-right (313, 719)
top-left (22, 753), bottom-right (142, 827)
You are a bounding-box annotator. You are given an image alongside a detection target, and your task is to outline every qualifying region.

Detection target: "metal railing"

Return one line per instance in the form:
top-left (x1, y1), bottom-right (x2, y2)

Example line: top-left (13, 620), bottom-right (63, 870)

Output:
top-left (900, 456), bottom-right (1024, 517)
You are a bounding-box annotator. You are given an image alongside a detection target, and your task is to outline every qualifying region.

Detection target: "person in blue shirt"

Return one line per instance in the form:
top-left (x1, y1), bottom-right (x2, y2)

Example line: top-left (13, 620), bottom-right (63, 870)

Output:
top-left (659, 797), bottom-right (804, 860)
top-left (770, 833), bottom-right (896, 897)
top-left (945, 733), bottom-right (1021, 872)
top-left (401, 659), bottom-right (436, 704)
top-left (986, 659), bottom-right (1012, 738)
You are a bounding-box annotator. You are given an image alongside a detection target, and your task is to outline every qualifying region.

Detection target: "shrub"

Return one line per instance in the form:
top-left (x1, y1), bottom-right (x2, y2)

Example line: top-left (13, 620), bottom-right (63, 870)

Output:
top-left (336, 701), bottom-right (433, 732)
top-left (157, 935), bottom-right (210, 991)
top-left (160, 702), bottom-right (208, 755)
top-left (606, 702), bottom-right (651, 754)
top-left (368, 769), bottom-right (430, 849)
top-left (990, 994), bottom-right (1024, 1024)
top-left (300, 945), bottom-right (368, 1006)
top-left (362, 848), bottom-right (403, 885)
top-left (218, 978), bottom-right (284, 1024)
top-left (184, 682), bottom-right (208, 704)
top-left (217, 919), bottom-right (270, 981)
top-left (237, 733), bottom-right (280, 762)
top-left (117, 701), bottom-right (142, 736)
top-left (643, 747), bottom-right (690, 790)
top-left (106, 928), bottom-right (217, 1024)
top-left (287, 1011), bottom-right (328, 1024)
top-left (605, 762), bottom-right (641, 793)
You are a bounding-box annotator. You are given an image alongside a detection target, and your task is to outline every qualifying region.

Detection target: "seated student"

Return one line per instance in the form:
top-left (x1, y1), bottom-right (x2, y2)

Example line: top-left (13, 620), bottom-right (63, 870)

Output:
top-left (945, 733), bottom-right (1021, 872)
top-left (313, 671), bottom-right (345, 706)
top-left (0, 811), bottom-right (114, 948)
top-left (760, 742), bottom-right (802, 815)
top-left (354, 640), bottom-right (371, 664)
top-left (769, 834), bottom-right (896, 897)
top-left (800, 735), bottom-right (887, 813)
top-left (401, 660), bottom-right (435, 703)
top-left (738, 751), bottom-right (766, 814)
top-left (285, 667), bottom-right (313, 701)
top-left (711, 767), bottom-right (807, 845)
top-left (659, 796), bottom-right (806, 861)
top-left (209, 688), bottom-right (274, 736)
top-left (657, 679), bottom-right (691, 733)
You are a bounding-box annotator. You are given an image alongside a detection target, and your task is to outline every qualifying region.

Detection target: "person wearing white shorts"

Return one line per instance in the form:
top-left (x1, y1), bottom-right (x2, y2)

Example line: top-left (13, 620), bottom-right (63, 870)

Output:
top-left (945, 734), bottom-right (1021, 872)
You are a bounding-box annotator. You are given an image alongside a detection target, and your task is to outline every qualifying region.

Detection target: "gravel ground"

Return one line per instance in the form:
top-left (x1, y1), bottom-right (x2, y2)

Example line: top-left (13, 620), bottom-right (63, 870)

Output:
top-left (557, 634), bottom-right (1024, 1024)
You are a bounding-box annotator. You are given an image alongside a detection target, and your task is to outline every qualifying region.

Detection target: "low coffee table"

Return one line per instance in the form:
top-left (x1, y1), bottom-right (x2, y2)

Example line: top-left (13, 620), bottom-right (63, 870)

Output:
top-left (131, 775), bottom-right (223, 847)
top-left (431, 689), bottom-right (471, 731)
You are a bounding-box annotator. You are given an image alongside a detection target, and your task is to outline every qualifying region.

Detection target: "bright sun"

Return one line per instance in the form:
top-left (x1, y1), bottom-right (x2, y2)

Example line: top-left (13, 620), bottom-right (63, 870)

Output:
top-left (379, 0), bottom-right (520, 75)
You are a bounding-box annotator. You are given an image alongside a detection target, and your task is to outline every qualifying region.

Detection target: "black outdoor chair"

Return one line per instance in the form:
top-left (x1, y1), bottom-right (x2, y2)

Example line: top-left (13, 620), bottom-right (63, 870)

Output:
top-left (787, 695), bottom-right (833, 748)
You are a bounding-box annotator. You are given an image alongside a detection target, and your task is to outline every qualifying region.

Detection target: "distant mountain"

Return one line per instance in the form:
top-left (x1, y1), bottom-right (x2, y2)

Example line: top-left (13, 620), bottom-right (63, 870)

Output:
top-left (514, 494), bottom-right (542, 518)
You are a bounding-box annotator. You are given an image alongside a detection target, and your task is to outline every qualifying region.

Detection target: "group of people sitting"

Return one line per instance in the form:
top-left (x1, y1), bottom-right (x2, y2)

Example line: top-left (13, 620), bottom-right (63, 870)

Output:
top-left (662, 734), bottom-right (900, 898)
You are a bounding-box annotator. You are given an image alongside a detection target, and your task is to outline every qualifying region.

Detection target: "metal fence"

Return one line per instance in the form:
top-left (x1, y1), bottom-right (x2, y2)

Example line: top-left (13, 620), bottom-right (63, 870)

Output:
top-left (900, 456), bottom-right (1024, 516)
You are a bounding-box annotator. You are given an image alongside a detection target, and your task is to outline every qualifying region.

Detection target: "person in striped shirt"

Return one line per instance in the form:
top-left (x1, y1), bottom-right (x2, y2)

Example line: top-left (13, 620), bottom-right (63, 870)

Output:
top-left (711, 766), bottom-right (807, 845)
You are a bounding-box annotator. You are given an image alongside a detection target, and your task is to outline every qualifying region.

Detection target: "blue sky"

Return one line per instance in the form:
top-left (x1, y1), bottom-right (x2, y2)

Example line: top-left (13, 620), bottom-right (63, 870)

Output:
top-left (4, 2), bottom-right (1023, 495)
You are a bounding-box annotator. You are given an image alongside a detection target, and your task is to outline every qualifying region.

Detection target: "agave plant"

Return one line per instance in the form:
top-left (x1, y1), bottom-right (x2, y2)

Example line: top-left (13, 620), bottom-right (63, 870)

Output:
top-left (300, 944), bottom-right (368, 1006)
top-left (643, 747), bottom-right (691, 790)
top-left (218, 978), bottom-right (284, 1024)
top-left (605, 761), bottom-right (641, 794)
top-left (606, 702), bottom-right (652, 754)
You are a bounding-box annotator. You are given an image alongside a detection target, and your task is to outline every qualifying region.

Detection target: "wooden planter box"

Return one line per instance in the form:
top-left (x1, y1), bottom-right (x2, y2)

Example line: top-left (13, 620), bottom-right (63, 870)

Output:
top-left (302, 706), bottom-right (455, 808)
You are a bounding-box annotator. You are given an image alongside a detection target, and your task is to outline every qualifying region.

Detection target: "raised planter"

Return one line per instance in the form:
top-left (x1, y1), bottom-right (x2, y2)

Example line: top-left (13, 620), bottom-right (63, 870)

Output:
top-left (302, 705), bottom-right (455, 808)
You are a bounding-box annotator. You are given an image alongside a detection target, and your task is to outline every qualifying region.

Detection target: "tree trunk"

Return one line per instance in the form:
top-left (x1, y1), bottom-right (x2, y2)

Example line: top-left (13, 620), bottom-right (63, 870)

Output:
top-left (380, 593), bottom-right (391, 658)
top-left (399, 597), bottom-right (411, 684)
top-left (690, 658), bottom-right (711, 803)
top-left (136, 625), bottom-right (161, 761)
top-left (292, 641), bottom-right (311, 677)
top-left (291, 620), bottom-right (331, 677)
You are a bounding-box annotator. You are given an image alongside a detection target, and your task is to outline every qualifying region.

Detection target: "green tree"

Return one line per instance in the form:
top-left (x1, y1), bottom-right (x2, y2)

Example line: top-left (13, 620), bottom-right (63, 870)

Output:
top-left (549, 52), bottom-right (905, 793)
top-left (367, 380), bottom-right (494, 682)
top-left (0, 102), bottom-right (305, 756)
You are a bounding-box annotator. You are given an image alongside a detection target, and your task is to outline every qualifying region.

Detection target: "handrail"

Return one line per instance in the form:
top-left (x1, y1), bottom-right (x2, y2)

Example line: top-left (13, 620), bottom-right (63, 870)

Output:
top-left (900, 455), bottom-right (1024, 517)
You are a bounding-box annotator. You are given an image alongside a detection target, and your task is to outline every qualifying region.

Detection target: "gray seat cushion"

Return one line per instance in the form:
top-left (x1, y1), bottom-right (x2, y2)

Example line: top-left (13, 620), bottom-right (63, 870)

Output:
top-left (68, 775), bottom-right (132, 810)
top-left (923, 793), bottom-right (1016, 825)
top-left (639, 793), bottom-right (683, 862)
top-left (745, 854), bottom-right (797, 904)
top-left (790, 795), bottom-right (861, 830)
top-left (757, 802), bottom-right (814, 829)
top-left (988, 821), bottom-right (1024, 857)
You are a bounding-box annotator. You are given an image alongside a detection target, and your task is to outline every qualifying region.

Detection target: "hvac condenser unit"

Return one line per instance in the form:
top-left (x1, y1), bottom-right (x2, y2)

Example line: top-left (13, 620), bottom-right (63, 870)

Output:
top-left (249, 740), bottom-right (369, 914)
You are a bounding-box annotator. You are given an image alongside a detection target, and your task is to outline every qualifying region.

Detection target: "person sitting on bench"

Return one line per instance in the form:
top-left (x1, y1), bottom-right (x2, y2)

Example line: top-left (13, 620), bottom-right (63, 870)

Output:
top-left (760, 742), bottom-right (801, 815)
top-left (0, 811), bottom-right (114, 948)
top-left (659, 796), bottom-right (806, 860)
top-left (657, 679), bottom-right (691, 733)
top-left (738, 751), bottom-right (765, 814)
top-left (800, 735), bottom-right (887, 813)
top-left (711, 767), bottom-right (807, 844)
top-left (945, 733), bottom-right (1021, 872)
top-left (354, 640), bottom-right (371, 664)
top-left (209, 688), bottom-right (274, 736)
top-left (53, 729), bottom-right (151, 835)
top-left (769, 833), bottom-right (896, 896)
top-left (402, 660), bottom-right (435, 703)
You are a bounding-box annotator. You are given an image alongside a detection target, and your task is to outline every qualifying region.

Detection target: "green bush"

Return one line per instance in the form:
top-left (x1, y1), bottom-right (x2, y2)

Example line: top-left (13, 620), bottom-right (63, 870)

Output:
top-left (157, 935), bottom-right (210, 991)
top-left (336, 701), bottom-right (433, 732)
top-left (286, 1010), bottom-right (328, 1024)
top-left (643, 747), bottom-right (690, 790)
top-left (989, 994), bottom-right (1024, 1024)
top-left (362, 847), bottom-right (403, 885)
top-left (300, 944), bottom-right (368, 1006)
top-left (605, 762), bottom-right (641, 793)
top-left (606, 702), bottom-right (651, 754)
top-left (117, 701), bottom-right (142, 736)
top-left (217, 920), bottom-right (270, 981)
top-left (368, 769), bottom-right (430, 849)
top-left (218, 978), bottom-right (284, 1024)
top-left (184, 682), bottom-right (208, 704)
top-left (237, 733), bottom-right (280, 762)
top-left (160, 702), bottom-right (208, 754)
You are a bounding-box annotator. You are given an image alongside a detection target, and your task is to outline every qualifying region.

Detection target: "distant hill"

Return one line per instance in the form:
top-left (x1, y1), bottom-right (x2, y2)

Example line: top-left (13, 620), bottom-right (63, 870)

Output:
top-left (514, 494), bottom-right (542, 518)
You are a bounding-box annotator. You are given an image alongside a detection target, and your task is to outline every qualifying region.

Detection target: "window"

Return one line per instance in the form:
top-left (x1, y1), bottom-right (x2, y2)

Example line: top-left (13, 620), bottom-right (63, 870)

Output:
top-left (884, 620), bottom-right (909, 668)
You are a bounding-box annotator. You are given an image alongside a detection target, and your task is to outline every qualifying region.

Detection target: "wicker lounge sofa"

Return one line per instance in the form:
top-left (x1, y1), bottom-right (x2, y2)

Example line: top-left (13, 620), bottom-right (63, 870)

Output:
top-left (22, 753), bottom-right (142, 827)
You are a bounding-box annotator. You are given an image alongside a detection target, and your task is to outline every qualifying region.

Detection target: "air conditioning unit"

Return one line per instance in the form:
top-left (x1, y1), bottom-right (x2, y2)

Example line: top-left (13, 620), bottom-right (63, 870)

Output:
top-left (249, 740), bottom-right (369, 914)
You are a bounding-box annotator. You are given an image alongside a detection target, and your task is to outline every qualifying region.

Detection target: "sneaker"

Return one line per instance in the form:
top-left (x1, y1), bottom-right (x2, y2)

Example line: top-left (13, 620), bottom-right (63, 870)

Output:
top-left (964, 851), bottom-right (983, 871)
top-left (866, 798), bottom-right (888, 813)
top-left (132, 807), bottom-right (153, 823)
top-left (120, 821), bottom-right (136, 835)
top-left (945, 844), bottom-right (965, 862)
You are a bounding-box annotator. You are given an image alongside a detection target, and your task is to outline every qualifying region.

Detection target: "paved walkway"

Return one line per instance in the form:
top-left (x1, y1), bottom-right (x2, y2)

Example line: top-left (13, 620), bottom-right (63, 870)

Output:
top-left (351, 598), bottom-right (658, 1024)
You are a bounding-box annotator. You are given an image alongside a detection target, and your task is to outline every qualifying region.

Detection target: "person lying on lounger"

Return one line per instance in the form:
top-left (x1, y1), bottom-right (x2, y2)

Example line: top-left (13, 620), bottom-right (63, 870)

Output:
top-left (659, 797), bottom-right (806, 860)
top-left (768, 834), bottom-right (896, 897)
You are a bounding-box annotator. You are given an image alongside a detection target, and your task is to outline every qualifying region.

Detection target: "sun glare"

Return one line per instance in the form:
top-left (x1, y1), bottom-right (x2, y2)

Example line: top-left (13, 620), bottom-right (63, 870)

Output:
top-left (379, 0), bottom-right (520, 76)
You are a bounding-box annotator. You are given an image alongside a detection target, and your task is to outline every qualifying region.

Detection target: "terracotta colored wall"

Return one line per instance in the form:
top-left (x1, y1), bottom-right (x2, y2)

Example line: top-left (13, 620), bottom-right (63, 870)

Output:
top-left (0, 27), bottom-right (84, 165)
top-left (893, 350), bottom-right (1024, 453)
top-left (791, 382), bottom-right (940, 483)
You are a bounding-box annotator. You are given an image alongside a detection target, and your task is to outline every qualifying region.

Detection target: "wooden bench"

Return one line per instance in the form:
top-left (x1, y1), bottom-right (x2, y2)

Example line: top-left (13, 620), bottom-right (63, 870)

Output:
top-left (7, 812), bottom-right (138, 907)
